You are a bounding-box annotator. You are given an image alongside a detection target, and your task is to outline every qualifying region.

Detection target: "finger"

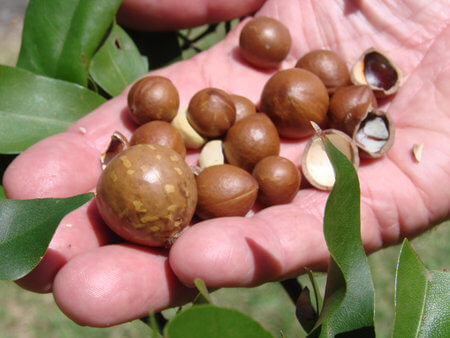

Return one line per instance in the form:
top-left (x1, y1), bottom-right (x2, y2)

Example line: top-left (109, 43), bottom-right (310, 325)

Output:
top-left (117, 0), bottom-right (266, 31)
top-left (52, 244), bottom-right (197, 327)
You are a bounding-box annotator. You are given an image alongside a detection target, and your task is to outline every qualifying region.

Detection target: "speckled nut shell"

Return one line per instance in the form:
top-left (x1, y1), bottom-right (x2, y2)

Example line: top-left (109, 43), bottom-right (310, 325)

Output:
top-left (127, 76), bottom-right (180, 125)
top-left (260, 68), bottom-right (329, 139)
top-left (130, 120), bottom-right (186, 158)
top-left (239, 16), bottom-right (291, 69)
top-left (295, 49), bottom-right (350, 94)
top-left (96, 144), bottom-right (197, 247)
top-left (351, 48), bottom-right (403, 98)
top-left (328, 85), bottom-right (377, 136)
top-left (252, 156), bottom-right (301, 206)
top-left (196, 164), bottom-right (258, 219)
top-left (224, 113), bottom-right (280, 172)
top-left (187, 88), bottom-right (236, 138)
top-left (229, 94), bottom-right (257, 122)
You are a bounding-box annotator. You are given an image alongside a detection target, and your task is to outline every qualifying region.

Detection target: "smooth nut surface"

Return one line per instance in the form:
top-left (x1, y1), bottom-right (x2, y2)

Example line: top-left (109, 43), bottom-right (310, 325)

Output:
top-left (96, 144), bottom-right (197, 247)
top-left (224, 113), bottom-right (280, 172)
top-left (187, 88), bottom-right (236, 138)
top-left (328, 85), bottom-right (377, 136)
top-left (230, 94), bottom-right (257, 122)
top-left (171, 107), bottom-right (206, 149)
top-left (196, 164), bottom-right (258, 219)
top-left (252, 156), bottom-right (301, 206)
top-left (130, 120), bottom-right (186, 158)
top-left (239, 16), bottom-right (291, 69)
top-left (128, 76), bottom-right (180, 125)
top-left (260, 68), bottom-right (329, 139)
top-left (295, 49), bottom-right (350, 94)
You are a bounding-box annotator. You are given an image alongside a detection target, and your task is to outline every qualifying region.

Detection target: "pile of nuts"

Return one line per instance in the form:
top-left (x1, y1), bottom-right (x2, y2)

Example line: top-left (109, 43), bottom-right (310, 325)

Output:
top-left (96, 16), bottom-right (402, 247)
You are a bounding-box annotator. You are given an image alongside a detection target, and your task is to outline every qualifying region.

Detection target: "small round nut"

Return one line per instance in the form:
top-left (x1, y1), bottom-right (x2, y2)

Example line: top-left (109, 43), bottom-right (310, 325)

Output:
top-left (199, 140), bottom-right (224, 169)
top-left (252, 156), bottom-right (301, 206)
top-left (229, 94), bottom-right (257, 122)
top-left (239, 16), bottom-right (291, 69)
top-left (295, 49), bottom-right (350, 94)
top-left (96, 144), bottom-right (197, 247)
top-left (224, 113), bottom-right (280, 172)
top-left (130, 120), bottom-right (186, 158)
top-left (187, 88), bottom-right (236, 138)
top-left (127, 76), bottom-right (180, 125)
top-left (171, 107), bottom-right (206, 149)
top-left (260, 68), bottom-right (329, 139)
top-left (196, 164), bottom-right (258, 219)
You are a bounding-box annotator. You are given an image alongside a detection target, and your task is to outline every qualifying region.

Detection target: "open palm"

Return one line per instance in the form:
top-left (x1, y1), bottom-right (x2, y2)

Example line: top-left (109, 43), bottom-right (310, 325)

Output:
top-left (4, 0), bottom-right (449, 327)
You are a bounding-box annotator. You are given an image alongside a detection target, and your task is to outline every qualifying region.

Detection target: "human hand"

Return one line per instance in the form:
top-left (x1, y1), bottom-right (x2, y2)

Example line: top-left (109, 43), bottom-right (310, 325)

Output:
top-left (4, 0), bottom-right (449, 327)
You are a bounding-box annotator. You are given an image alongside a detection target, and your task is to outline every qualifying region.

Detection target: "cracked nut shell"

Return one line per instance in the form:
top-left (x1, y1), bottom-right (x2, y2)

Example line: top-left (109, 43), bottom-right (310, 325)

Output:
top-left (96, 144), bottom-right (197, 247)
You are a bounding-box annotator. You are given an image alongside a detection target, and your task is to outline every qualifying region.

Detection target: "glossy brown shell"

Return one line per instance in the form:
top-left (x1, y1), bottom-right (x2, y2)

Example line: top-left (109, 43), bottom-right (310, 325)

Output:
top-left (187, 88), bottom-right (236, 138)
top-left (96, 144), bottom-right (197, 247)
top-left (260, 68), bottom-right (329, 139)
top-left (229, 94), bottom-right (257, 122)
top-left (223, 113), bottom-right (280, 172)
top-left (130, 120), bottom-right (186, 158)
top-left (196, 164), bottom-right (258, 219)
top-left (239, 16), bottom-right (291, 69)
top-left (127, 76), bottom-right (180, 125)
top-left (252, 156), bottom-right (301, 206)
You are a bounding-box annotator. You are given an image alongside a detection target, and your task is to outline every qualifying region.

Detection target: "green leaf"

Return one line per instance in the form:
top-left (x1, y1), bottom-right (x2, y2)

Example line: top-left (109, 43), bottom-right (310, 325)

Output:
top-left (393, 239), bottom-right (450, 337)
top-left (17, 0), bottom-right (122, 86)
top-left (309, 137), bottom-right (375, 337)
top-left (0, 193), bottom-right (94, 280)
top-left (192, 278), bottom-right (213, 305)
top-left (0, 186), bottom-right (5, 199)
top-left (0, 65), bottom-right (105, 154)
top-left (89, 23), bottom-right (148, 97)
top-left (149, 311), bottom-right (163, 338)
top-left (164, 305), bottom-right (273, 338)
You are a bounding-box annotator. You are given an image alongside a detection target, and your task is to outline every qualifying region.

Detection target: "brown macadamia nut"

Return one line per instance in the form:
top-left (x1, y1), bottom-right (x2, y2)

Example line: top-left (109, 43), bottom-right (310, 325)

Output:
top-left (130, 120), bottom-right (186, 158)
top-left (224, 113), bottom-right (280, 172)
top-left (187, 88), bottom-right (236, 138)
top-left (96, 144), bottom-right (197, 247)
top-left (252, 156), bottom-right (301, 206)
top-left (260, 68), bottom-right (329, 139)
top-left (101, 131), bottom-right (129, 169)
top-left (239, 16), bottom-right (291, 69)
top-left (295, 49), bottom-right (350, 94)
top-left (230, 94), bottom-right (257, 122)
top-left (196, 164), bottom-right (258, 219)
top-left (128, 76), bottom-right (180, 125)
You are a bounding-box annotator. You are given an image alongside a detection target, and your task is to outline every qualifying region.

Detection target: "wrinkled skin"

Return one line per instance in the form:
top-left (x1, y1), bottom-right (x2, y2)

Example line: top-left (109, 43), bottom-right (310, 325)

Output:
top-left (3, 0), bottom-right (449, 327)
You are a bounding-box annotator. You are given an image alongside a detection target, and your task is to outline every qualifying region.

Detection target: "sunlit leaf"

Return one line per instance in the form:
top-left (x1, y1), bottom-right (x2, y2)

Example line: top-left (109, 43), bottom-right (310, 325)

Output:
top-left (0, 193), bottom-right (94, 280)
top-left (0, 65), bottom-right (105, 154)
top-left (17, 0), bottom-right (122, 86)
top-left (309, 137), bottom-right (375, 337)
top-left (164, 305), bottom-right (273, 338)
top-left (393, 239), bottom-right (450, 337)
top-left (89, 23), bottom-right (148, 97)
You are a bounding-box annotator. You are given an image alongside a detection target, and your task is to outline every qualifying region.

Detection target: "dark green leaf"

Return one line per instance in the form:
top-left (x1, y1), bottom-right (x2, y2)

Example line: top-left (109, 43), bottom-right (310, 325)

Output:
top-left (309, 137), bottom-right (375, 337)
top-left (0, 186), bottom-right (5, 199)
top-left (0, 65), bottom-right (105, 154)
top-left (164, 305), bottom-right (273, 338)
top-left (89, 23), bottom-right (148, 97)
top-left (193, 278), bottom-right (213, 305)
top-left (0, 193), bottom-right (94, 280)
top-left (17, 0), bottom-right (122, 86)
top-left (393, 239), bottom-right (450, 337)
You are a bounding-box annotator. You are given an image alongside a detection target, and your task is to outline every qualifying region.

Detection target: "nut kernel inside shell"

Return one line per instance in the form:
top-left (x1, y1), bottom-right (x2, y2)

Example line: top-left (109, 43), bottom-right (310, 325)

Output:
top-left (199, 140), bottom-right (224, 169)
top-left (96, 144), bottom-right (197, 247)
top-left (171, 107), bottom-right (206, 149)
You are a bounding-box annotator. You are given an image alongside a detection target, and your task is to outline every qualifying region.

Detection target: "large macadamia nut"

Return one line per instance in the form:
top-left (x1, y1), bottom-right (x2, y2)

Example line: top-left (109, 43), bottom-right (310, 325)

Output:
top-left (96, 144), bottom-right (197, 247)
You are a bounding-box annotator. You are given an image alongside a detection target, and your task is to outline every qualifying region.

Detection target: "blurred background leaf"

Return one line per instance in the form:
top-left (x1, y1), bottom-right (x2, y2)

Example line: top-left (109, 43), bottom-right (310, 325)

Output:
top-left (393, 239), bottom-right (449, 337)
top-left (0, 193), bottom-right (93, 280)
top-left (0, 65), bottom-right (105, 154)
top-left (16, 0), bottom-right (122, 86)
top-left (89, 22), bottom-right (148, 97)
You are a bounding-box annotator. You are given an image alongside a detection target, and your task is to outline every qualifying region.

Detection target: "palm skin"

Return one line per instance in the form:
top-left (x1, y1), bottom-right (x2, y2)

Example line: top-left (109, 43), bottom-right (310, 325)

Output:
top-left (3, 0), bottom-right (449, 327)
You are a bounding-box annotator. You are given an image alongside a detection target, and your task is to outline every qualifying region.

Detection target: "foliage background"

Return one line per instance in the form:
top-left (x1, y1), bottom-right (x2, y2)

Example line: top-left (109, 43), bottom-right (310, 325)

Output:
top-left (0, 1), bottom-right (448, 337)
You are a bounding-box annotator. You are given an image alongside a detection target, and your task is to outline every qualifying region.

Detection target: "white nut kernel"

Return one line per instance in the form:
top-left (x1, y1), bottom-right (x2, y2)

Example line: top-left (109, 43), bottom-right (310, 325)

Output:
top-left (171, 107), bottom-right (206, 149)
top-left (199, 140), bottom-right (224, 168)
